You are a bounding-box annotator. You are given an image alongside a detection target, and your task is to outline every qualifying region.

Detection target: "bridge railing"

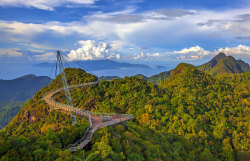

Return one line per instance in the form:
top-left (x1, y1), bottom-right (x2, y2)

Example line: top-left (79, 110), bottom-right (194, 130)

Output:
top-left (66, 126), bottom-right (90, 148)
top-left (43, 81), bottom-right (133, 119)
top-left (44, 81), bottom-right (134, 151)
top-left (67, 116), bottom-right (133, 149)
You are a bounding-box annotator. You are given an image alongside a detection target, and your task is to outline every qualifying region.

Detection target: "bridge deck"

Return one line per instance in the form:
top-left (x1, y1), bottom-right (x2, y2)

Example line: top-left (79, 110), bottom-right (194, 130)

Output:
top-left (43, 82), bottom-right (133, 152)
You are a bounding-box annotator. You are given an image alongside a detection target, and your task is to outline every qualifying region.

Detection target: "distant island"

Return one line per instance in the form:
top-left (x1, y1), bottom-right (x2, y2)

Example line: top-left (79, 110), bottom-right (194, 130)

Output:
top-left (34, 59), bottom-right (150, 71)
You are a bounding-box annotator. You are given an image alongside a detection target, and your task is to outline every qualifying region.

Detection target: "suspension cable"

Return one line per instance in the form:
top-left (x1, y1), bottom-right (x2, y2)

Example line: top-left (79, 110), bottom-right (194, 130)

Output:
top-left (46, 58), bottom-right (57, 86)
top-left (60, 51), bottom-right (87, 71)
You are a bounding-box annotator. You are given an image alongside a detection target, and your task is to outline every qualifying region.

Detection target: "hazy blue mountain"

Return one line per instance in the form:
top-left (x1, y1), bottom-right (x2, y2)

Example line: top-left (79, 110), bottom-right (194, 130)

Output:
top-left (156, 65), bottom-right (166, 69)
top-left (0, 74), bottom-right (52, 102)
top-left (34, 59), bottom-right (150, 71)
top-left (0, 74), bottom-right (52, 129)
top-left (198, 53), bottom-right (250, 75)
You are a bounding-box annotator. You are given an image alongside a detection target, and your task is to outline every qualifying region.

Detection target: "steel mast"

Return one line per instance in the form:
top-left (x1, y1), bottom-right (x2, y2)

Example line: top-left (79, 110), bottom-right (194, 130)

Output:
top-left (56, 50), bottom-right (77, 124)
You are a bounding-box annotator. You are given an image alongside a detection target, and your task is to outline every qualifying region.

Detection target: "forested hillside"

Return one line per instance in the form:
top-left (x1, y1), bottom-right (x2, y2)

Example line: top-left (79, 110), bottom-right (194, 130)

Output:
top-left (138, 53), bottom-right (250, 85)
top-left (0, 66), bottom-right (249, 161)
top-left (135, 70), bottom-right (172, 84)
top-left (198, 52), bottom-right (250, 75)
top-left (0, 74), bottom-right (52, 130)
top-left (0, 102), bottom-right (24, 129)
top-left (0, 74), bottom-right (52, 102)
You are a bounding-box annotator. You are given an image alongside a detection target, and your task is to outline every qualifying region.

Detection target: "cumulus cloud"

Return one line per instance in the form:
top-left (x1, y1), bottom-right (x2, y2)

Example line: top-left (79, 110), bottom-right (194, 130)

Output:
top-left (67, 40), bottom-right (120, 60)
top-left (174, 46), bottom-right (210, 60)
top-left (0, 0), bottom-right (95, 10)
top-left (132, 52), bottom-right (161, 60)
top-left (1, 6), bottom-right (249, 51)
top-left (174, 45), bottom-right (250, 60)
top-left (119, 46), bottom-right (162, 60)
top-left (1, 6), bottom-right (250, 61)
top-left (217, 45), bottom-right (250, 59)
top-left (134, 52), bottom-right (162, 60)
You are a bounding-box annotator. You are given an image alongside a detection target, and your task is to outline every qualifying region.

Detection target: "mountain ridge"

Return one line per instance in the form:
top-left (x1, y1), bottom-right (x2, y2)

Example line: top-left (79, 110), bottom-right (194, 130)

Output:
top-left (198, 52), bottom-right (250, 75)
top-left (34, 59), bottom-right (150, 71)
top-left (0, 74), bottom-right (52, 102)
top-left (142, 53), bottom-right (250, 84)
top-left (0, 66), bottom-right (249, 160)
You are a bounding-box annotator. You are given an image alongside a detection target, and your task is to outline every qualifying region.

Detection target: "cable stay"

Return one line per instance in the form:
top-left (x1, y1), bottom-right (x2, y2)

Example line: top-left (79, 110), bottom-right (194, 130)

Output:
top-left (43, 50), bottom-right (133, 151)
top-left (47, 50), bottom-right (92, 125)
top-left (55, 50), bottom-right (77, 125)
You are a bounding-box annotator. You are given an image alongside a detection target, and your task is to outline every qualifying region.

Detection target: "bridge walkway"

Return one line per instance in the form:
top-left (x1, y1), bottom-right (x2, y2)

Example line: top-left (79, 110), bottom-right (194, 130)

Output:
top-left (43, 82), bottom-right (133, 152)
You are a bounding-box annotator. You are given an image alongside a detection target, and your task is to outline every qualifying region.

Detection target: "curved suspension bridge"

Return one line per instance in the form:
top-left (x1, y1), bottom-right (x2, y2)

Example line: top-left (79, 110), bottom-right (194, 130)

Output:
top-left (43, 51), bottom-right (133, 152)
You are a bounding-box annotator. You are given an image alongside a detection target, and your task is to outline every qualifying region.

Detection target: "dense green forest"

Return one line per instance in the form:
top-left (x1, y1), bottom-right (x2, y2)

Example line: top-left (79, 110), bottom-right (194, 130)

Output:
top-left (0, 74), bottom-right (52, 130)
top-left (198, 52), bottom-right (250, 75)
top-left (139, 53), bottom-right (250, 85)
top-left (135, 70), bottom-right (172, 84)
top-left (0, 102), bottom-right (24, 129)
top-left (0, 64), bottom-right (249, 160)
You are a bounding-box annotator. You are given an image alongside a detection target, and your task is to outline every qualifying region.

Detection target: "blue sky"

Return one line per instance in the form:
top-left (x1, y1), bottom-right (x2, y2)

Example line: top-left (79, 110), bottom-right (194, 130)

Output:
top-left (0, 0), bottom-right (250, 78)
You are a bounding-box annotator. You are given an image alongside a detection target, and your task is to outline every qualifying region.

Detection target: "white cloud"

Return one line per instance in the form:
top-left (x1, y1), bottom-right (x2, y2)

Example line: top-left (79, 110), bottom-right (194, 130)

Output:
top-left (196, 8), bottom-right (250, 40)
top-left (0, 0), bottom-right (95, 10)
top-left (33, 52), bottom-right (55, 60)
top-left (134, 52), bottom-right (161, 60)
top-left (174, 46), bottom-right (210, 60)
top-left (173, 45), bottom-right (250, 60)
top-left (1, 7), bottom-right (250, 61)
top-left (1, 6), bottom-right (250, 50)
top-left (85, 8), bottom-right (196, 23)
top-left (129, 48), bottom-right (162, 60)
top-left (0, 48), bottom-right (23, 57)
top-left (217, 45), bottom-right (250, 58)
top-left (67, 40), bottom-right (120, 60)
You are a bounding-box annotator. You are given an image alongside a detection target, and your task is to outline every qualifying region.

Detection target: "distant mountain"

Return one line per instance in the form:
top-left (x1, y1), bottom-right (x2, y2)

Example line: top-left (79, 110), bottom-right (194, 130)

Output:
top-left (170, 63), bottom-right (200, 77)
top-left (0, 74), bottom-right (52, 129)
top-left (98, 76), bottom-right (121, 81)
top-left (134, 70), bottom-right (172, 84)
top-left (198, 52), bottom-right (227, 71)
top-left (135, 53), bottom-right (249, 84)
top-left (0, 74), bottom-right (52, 102)
top-left (33, 62), bottom-right (53, 68)
top-left (34, 59), bottom-right (150, 71)
top-left (156, 65), bottom-right (166, 69)
top-left (161, 63), bottom-right (214, 88)
top-left (148, 70), bottom-right (172, 83)
top-left (134, 74), bottom-right (148, 80)
top-left (210, 56), bottom-right (243, 74)
top-left (198, 53), bottom-right (250, 75)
